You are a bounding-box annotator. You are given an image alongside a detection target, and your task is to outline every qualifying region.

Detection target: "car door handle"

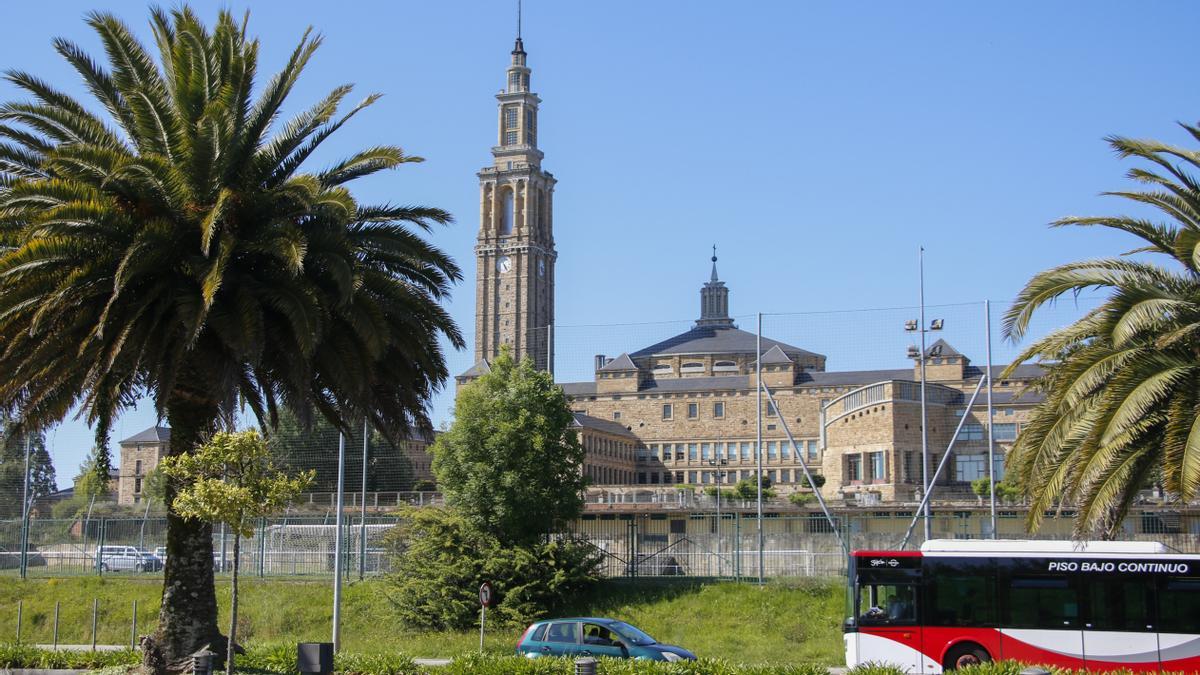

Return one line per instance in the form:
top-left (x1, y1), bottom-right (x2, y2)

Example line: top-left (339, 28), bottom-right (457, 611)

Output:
top-left (581, 651), bottom-right (592, 656)
top-left (541, 647), bottom-right (551, 652)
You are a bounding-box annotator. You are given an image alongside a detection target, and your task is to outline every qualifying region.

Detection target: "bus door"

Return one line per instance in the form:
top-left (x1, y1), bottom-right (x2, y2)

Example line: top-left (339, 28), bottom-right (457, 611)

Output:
top-left (1000, 576), bottom-right (1085, 669)
top-left (856, 577), bottom-right (925, 673)
top-left (1155, 578), bottom-right (1200, 672)
top-left (1080, 576), bottom-right (1159, 671)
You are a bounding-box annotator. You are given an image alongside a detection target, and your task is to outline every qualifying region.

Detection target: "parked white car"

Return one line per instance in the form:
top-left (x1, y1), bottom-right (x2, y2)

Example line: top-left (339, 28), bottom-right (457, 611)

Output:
top-left (96, 545), bottom-right (162, 572)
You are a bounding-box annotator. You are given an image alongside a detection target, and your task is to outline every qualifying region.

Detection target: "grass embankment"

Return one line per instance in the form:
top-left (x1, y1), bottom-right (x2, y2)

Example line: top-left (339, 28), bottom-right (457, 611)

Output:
top-left (0, 576), bottom-right (844, 664)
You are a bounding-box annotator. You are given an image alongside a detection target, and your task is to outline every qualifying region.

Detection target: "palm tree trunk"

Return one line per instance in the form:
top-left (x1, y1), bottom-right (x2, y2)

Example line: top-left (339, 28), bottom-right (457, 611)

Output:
top-left (227, 533), bottom-right (240, 675)
top-left (144, 398), bottom-right (223, 674)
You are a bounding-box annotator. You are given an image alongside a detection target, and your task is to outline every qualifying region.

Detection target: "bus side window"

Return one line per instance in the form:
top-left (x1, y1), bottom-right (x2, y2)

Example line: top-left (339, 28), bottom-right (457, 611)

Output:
top-left (1159, 579), bottom-right (1200, 634)
top-left (1087, 578), bottom-right (1154, 632)
top-left (929, 574), bottom-right (996, 627)
top-left (859, 583), bottom-right (918, 625)
top-left (1005, 577), bottom-right (1079, 629)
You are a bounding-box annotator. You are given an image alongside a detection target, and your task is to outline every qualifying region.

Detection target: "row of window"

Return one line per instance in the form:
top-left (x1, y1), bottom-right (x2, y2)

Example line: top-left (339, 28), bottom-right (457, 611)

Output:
top-left (583, 465), bottom-right (632, 485)
top-left (636, 468), bottom-right (815, 486)
top-left (846, 451), bottom-right (887, 483)
top-left (582, 434), bottom-right (634, 461)
top-left (657, 401), bottom-right (781, 420)
top-left (642, 440), bottom-right (820, 464)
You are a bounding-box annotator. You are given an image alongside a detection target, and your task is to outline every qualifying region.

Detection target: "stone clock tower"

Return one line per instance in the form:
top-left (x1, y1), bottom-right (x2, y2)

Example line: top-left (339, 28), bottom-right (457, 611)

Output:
top-left (472, 35), bottom-right (556, 372)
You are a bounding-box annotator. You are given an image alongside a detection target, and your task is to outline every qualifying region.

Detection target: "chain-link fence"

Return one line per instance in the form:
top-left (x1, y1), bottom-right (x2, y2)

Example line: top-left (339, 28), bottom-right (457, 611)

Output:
top-left (7, 507), bottom-right (1200, 581)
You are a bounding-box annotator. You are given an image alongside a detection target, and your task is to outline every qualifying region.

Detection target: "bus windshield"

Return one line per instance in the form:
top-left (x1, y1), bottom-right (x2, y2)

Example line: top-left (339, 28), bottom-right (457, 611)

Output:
top-left (857, 580), bottom-right (917, 625)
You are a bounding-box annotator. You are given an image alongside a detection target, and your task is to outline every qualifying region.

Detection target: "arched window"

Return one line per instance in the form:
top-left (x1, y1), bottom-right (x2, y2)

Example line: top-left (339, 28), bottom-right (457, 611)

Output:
top-left (680, 362), bottom-right (705, 373)
top-left (714, 360), bottom-right (738, 372)
top-left (500, 189), bottom-right (514, 235)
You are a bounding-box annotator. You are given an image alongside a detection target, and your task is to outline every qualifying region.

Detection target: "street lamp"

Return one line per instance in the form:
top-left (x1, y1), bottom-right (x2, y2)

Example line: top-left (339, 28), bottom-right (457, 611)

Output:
top-left (905, 292), bottom-right (944, 542)
top-left (708, 458), bottom-right (728, 577)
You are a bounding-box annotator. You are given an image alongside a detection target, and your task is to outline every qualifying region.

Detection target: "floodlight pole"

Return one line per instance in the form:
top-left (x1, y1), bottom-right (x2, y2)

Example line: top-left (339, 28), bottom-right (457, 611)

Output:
top-left (332, 432), bottom-right (346, 652)
top-left (755, 313), bottom-right (764, 585)
top-left (919, 248), bottom-right (930, 542)
top-left (359, 418), bottom-right (369, 581)
top-left (985, 300), bottom-right (997, 539)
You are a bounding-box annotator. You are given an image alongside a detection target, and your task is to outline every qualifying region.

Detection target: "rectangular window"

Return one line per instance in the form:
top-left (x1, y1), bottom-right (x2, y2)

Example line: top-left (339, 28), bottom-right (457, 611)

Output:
top-left (662, 404), bottom-right (673, 420)
top-left (926, 560), bottom-right (997, 626)
top-left (650, 472), bottom-right (660, 484)
top-left (993, 423), bottom-right (1018, 441)
top-left (688, 403), bottom-right (699, 419)
top-left (504, 105), bottom-right (518, 129)
top-left (688, 471), bottom-right (697, 483)
top-left (1089, 578), bottom-right (1153, 632)
top-left (807, 440), bottom-right (818, 461)
top-left (955, 454), bottom-right (987, 482)
top-left (504, 130), bottom-right (518, 145)
top-left (847, 455), bottom-right (863, 482)
top-left (780, 469), bottom-right (790, 483)
top-left (766, 402), bottom-right (777, 417)
top-left (767, 470), bottom-right (777, 484)
top-left (1004, 577), bottom-right (1079, 629)
top-left (1160, 579), bottom-right (1200, 633)
top-left (701, 443), bottom-right (712, 460)
top-left (741, 442), bottom-right (751, 460)
top-left (675, 471), bottom-right (684, 484)
top-left (688, 443), bottom-right (698, 460)
top-left (660, 444), bottom-right (671, 461)
top-left (781, 442), bottom-right (791, 460)
top-left (962, 423), bottom-right (985, 441)
top-left (713, 401), bottom-right (725, 418)
top-left (134, 477), bottom-right (142, 493)
top-left (857, 582), bottom-right (918, 626)
top-left (637, 473), bottom-right (647, 484)
top-left (524, 108), bottom-right (536, 144)
top-left (612, 411), bottom-right (621, 421)
top-left (702, 472), bottom-right (711, 484)
top-left (767, 442), bottom-right (778, 459)
top-left (134, 460), bottom-right (142, 475)
top-left (870, 452), bottom-right (885, 481)
top-left (1004, 408), bottom-right (1014, 416)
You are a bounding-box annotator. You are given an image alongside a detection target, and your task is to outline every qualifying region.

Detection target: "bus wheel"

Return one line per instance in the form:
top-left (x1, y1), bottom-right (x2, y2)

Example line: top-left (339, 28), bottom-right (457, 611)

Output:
top-left (944, 643), bottom-right (990, 671)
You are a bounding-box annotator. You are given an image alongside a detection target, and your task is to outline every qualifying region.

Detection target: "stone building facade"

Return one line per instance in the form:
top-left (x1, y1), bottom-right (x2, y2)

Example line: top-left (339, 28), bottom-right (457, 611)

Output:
top-left (557, 259), bottom-right (1041, 503)
top-left (116, 426), bottom-right (170, 505)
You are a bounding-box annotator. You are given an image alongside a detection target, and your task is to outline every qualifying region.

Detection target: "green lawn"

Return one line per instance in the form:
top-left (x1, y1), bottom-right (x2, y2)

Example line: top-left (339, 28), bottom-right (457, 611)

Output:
top-left (0, 576), bottom-right (845, 665)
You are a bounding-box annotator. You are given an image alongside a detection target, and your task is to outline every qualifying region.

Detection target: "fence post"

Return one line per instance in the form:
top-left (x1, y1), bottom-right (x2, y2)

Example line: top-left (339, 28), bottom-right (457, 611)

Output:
top-left (97, 519), bottom-right (106, 577)
top-left (53, 600), bottom-right (59, 650)
top-left (259, 517), bottom-right (266, 578)
top-left (91, 598), bottom-right (98, 651)
top-left (735, 513), bottom-right (741, 581)
top-left (16, 600), bottom-right (21, 644)
top-left (130, 600), bottom-right (137, 650)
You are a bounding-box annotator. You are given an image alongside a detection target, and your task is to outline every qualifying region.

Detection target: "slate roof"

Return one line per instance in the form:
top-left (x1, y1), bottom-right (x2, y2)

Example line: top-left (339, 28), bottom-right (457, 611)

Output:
top-left (629, 325), bottom-right (824, 360)
top-left (598, 353), bottom-right (637, 371)
top-left (759, 345), bottom-right (793, 365)
top-left (559, 364), bottom-right (1046, 397)
top-left (571, 413), bottom-right (638, 439)
top-left (925, 338), bottom-right (964, 358)
top-left (119, 426), bottom-right (171, 445)
top-left (457, 359), bottom-right (492, 379)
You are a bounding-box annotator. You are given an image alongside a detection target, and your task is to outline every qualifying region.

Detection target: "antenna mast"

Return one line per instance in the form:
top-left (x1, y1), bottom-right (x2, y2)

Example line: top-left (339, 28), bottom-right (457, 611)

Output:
top-left (518, 0), bottom-right (522, 39)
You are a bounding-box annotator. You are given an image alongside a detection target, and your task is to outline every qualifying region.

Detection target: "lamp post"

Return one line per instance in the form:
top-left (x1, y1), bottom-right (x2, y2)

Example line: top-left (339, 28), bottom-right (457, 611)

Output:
top-left (905, 257), bottom-right (943, 543)
top-left (708, 458), bottom-right (728, 577)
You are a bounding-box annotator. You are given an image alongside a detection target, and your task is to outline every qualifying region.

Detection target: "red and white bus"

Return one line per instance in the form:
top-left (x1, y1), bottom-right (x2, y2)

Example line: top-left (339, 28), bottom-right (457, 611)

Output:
top-left (846, 539), bottom-right (1200, 673)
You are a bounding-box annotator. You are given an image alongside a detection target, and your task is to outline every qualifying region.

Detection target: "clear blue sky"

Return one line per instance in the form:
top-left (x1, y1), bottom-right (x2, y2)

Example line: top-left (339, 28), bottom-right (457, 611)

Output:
top-left (3, 1), bottom-right (1199, 486)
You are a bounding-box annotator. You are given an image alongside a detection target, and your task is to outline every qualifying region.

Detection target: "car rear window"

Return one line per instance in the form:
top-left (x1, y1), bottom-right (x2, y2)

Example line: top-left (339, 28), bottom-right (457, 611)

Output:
top-left (530, 624), bottom-right (547, 641)
top-left (546, 622), bottom-right (577, 643)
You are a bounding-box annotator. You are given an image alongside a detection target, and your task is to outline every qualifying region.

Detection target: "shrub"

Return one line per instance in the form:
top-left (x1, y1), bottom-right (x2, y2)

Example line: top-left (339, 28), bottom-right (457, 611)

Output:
top-left (788, 492), bottom-right (816, 506)
top-left (846, 663), bottom-right (907, 675)
top-left (384, 507), bottom-right (602, 630)
top-left (444, 654), bottom-right (834, 675)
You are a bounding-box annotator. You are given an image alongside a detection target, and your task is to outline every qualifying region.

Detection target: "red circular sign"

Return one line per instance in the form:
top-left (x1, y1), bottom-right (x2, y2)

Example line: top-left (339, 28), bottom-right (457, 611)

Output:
top-left (479, 581), bottom-right (493, 607)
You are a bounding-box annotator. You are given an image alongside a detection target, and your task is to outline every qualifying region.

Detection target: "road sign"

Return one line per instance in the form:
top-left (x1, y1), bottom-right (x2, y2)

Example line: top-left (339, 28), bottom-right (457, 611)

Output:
top-left (479, 581), bottom-right (493, 607)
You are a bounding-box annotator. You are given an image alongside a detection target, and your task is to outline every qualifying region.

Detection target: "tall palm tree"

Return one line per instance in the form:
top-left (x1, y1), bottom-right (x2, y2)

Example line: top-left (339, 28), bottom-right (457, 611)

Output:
top-left (0, 7), bottom-right (462, 670)
top-left (1003, 124), bottom-right (1200, 539)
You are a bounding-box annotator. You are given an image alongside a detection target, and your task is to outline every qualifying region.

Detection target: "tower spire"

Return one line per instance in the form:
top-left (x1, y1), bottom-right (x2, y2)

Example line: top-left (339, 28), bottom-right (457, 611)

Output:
top-left (711, 244), bottom-right (718, 282)
top-left (698, 245), bottom-right (734, 328)
top-left (513, 0), bottom-right (525, 54)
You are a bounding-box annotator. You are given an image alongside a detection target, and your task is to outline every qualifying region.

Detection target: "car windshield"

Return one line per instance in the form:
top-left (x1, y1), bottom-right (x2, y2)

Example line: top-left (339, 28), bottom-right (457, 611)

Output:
top-left (608, 621), bottom-right (656, 645)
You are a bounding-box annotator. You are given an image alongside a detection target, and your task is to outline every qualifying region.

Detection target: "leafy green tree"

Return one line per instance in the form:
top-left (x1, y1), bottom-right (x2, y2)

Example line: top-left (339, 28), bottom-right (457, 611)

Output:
top-left (1004, 125), bottom-right (1200, 538)
top-left (432, 349), bottom-right (585, 546)
top-left (0, 420), bottom-right (53, 518)
top-left (0, 7), bottom-right (460, 669)
top-left (159, 430), bottom-right (312, 675)
top-left (384, 506), bottom-right (601, 630)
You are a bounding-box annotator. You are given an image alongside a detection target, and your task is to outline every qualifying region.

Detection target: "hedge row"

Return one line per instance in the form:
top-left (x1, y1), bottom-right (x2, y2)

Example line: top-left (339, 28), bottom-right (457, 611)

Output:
top-left (0, 646), bottom-right (1183, 675)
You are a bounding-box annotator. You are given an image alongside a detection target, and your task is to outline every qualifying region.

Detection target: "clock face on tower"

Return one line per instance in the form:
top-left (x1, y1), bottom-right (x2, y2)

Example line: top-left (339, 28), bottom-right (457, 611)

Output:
top-left (497, 255), bottom-right (513, 274)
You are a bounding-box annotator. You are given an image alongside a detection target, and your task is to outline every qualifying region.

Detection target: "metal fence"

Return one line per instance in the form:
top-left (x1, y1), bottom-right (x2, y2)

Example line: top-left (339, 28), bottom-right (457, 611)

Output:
top-left (9, 508), bottom-right (1200, 580)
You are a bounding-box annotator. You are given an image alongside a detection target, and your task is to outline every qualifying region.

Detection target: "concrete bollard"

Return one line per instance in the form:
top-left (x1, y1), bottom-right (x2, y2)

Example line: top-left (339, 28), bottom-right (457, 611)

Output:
top-left (191, 649), bottom-right (216, 675)
top-left (574, 657), bottom-right (597, 675)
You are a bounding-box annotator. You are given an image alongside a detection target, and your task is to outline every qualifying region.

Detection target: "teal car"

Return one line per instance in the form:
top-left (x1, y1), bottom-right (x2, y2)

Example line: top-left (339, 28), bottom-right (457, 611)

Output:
top-left (516, 617), bottom-right (696, 661)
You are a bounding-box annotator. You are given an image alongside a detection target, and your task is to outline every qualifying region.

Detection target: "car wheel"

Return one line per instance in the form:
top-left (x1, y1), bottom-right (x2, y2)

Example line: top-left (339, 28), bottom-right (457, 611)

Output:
top-left (944, 642), bottom-right (990, 671)
top-left (135, 563), bottom-right (145, 572)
